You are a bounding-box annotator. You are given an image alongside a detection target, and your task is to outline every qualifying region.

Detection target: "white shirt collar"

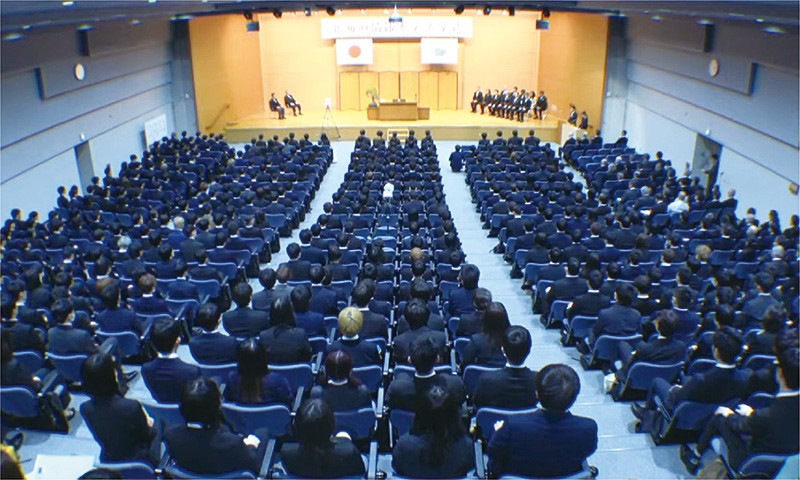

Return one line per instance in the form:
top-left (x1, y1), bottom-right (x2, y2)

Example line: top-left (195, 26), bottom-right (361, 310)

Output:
top-left (158, 352), bottom-right (179, 359)
top-left (414, 370), bottom-right (436, 379)
top-left (342, 334), bottom-right (359, 341)
top-left (327, 378), bottom-right (348, 386)
top-left (776, 390), bottom-right (800, 398)
top-left (505, 362), bottom-right (526, 369)
top-left (716, 362), bottom-right (736, 369)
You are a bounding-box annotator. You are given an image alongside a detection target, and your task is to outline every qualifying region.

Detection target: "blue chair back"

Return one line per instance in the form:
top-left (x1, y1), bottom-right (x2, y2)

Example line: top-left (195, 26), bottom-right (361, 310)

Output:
top-left (0, 386), bottom-right (40, 418)
top-left (268, 363), bottom-right (313, 392)
top-left (463, 365), bottom-right (501, 397)
top-left (736, 453), bottom-right (793, 479)
top-left (96, 330), bottom-right (141, 358)
top-left (47, 352), bottom-right (88, 384)
top-left (95, 461), bottom-right (157, 479)
top-left (671, 401), bottom-right (727, 431)
top-left (546, 300), bottom-right (570, 327)
top-left (592, 334), bottom-right (642, 362)
top-left (352, 365), bottom-right (384, 394)
top-left (453, 337), bottom-right (470, 363)
top-left (141, 400), bottom-right (184, 428)
top-left (334, 407), bottom-right (376, 440)
top-left (165, 463), bottom-right (255, 479)
top-left (189, 279), bottom-right (222, 302)
top-left (776, 454), bottom-right (799, 479)
top-left (475, 407), bottom-right (538, 443)
top-left (221, 403), bottom-right (291, 437)
top-left (389, 409), bottom-right (415, 437)
top-left (14, 350), bottom-right (45, 372)
top-left (743, 354), bottom-right (775, 371)
top-left (622, 362), bottom-right (684, 393)
top-left (197, 362), bottom-right (238, 382)
top-left (568, 316), bottom-right (598, 340)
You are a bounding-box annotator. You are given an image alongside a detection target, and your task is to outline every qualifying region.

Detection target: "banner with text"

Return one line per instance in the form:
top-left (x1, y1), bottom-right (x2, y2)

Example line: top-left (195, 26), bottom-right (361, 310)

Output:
top-left (420, 38), bottom-right (459, 65)
top-left (322, 17), bottom-right (473, 39)
top-left (336, 38), bottom-right (374, 65)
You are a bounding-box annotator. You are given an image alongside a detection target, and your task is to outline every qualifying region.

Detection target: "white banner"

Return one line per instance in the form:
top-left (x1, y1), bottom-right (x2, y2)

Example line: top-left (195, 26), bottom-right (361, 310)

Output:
top-left (336, 38), bottom-right (374, 65)
top-left (322, 17), bottom-right (473, 39)
top-left (144, 113), bottom-right (168, 147)
top-left (420, 38), bottom-right (459, 65)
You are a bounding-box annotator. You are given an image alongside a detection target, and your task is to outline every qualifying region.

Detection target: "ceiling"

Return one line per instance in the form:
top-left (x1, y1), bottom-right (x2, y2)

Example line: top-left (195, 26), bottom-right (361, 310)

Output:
top-left (2, 1), bottom-right (797, 35)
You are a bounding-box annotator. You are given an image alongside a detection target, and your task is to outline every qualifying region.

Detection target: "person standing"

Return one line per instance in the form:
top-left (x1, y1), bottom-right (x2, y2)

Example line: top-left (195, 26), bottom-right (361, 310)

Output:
top-left (703, 154), bottom-right (720, 196)
top-left (579, 111), bottom-right (589, 130)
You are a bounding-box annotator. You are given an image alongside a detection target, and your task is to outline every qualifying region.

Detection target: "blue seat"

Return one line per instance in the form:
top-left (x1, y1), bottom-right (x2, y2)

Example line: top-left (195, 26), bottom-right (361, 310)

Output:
top-left (189, 279), bottom-right (222, 303)
top-left (0, 384), bottom-right (69, 432)
top-left (95, 330), bottom-right (141, 358)
top-left (543, 299), bottom-right (570, 328)
top-left (474, 407), bottom-right (538, 443)
top-left (208, 262), bottom-right (238, 282)
top-left (714, 439), bottom-right (793, 479)
top-left (652, 399), bottom-right (736, 445)
top-left (453, 337), bottom-right (470, 363)
top-left (1, 385), bottom-right (43, 419)
top-left (776, 454), bottom-right (799, 479)
top-left (438, 280), bottom-right (459, 301)
top-left (331, 280), bottom-right (355, 300)
top-left (462, 365), bottom-right (501, 397)
top-left (141, 399), bottom-right (184, 428)
top-left (581, 334), bottom-right (642, 370)
top-left (14, 350), bottom-right (45, 372)
top-left (334, 407), bottom-right (376, 440)
top-left (164, 462), bottom-right (255, 479)
top-left (268, 363), bottom-right (314, 392)
top-left (221, 403), bottom-right (291, 437)
top-left (95, 461), bottom-right (157, 479)
top-left (47, 352), bottom-right (88, 384)
top-left (389, 409), bottom-right (415, 439)
top-left (614, 361), bottom-right (684, 401)
top-left (352, 365), bottom-right (384, 394)
top-left (742, 354), bottom-right (775, 371)
top-left (733, 262), bottom-right (759, 280)
top-left (197, 362), bottom-right (238, 382)
top-left (561, 316), bottom-right (597, 346)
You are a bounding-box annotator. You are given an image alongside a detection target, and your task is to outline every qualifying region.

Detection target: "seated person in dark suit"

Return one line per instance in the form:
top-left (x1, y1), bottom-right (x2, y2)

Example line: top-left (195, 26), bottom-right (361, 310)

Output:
top-left (396, 280), bottom-right (446, 334)
top-left (393, 299), bottom-right (448, 364)
top-left (631, 275), bottom-right (662, 318)
top-left (488, 364), bottom-right (598, 478)
top-left (80, 353), bottom-right (161, 465)
top-left (543, 258), bottom-right (588, 317)
top-left (566, 270), bottom-right (611, 320)
top-left (47, 298), bottom-right (100, 355)
top-left (258, 296), bottom-right (312, 364)
top-left (386, 335), bottom-right (465, 412)
top-left (308, 265), bottom-right (339, 317)
top-left (579, 283), bottom-right (641, 353)
top-left (224, 338), bottom-right (291, 406)
top-left (188, 303), bottom-right (239, 365)
top-left (95, 281), bottom-right (144, 335)
top-left (268, 92), bottom-right (286, 119)
top-left (392, 385), bottom-right (474, 478)
top-left (188, 249), bottom-right (225, 283)
top-left (223, 282), bottom-right (271, 338)
top-left (280, 399), bottom-right (365, 478)
top-left (327, 307), bottom-right (381, 367)
top-left (461, 302), bottom-right (511, 368)
top-left (283, 90), bottom-right (302, 116)
top-left (738, 273), bottom-right (781, 332)
top-left (281, 243), bottom-right (312, 282)
top-left (473, 326), bottom-right (538, 410)
top-left (613, 310), bottom-right (687, 386)
top-left (455, 288), bottom-right (491, 338)
top-left (680, 331), bottom-right (799, 475)
top-left (743, 304), bottom-right (785, 357)
top-left (131, 274), bottom-right (169, 316)
top-left (448, 264), bottom-right (480, 318)
top-left (164, 261), bottom-right (200, 301)
top-left (632, 329), bottom-right (752, 426)
top-left (289, 285), bottom-right (325, 337)
top-left (310, 350), bottom-right (371, 412)
top-left (141, 318), bottom-right (201, 403)
top-left (1, 297), bottom-right (46, 353)
top-left (252, 268), bottom-right (281, 314)
top-left (348, 280), bottom-right (387, 340)
top-left (165, 377), bottom-right (267, 475)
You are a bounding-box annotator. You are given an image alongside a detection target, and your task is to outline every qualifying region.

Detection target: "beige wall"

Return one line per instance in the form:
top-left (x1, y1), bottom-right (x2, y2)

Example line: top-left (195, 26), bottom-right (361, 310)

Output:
top-left (537, 12), bottom-right (608, 132)
top-left (189, 15), bottom-right (264, 134)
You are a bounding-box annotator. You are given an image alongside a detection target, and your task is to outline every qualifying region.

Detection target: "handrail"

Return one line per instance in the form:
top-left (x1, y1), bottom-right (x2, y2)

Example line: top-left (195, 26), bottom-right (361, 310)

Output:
top-left (204, 103), bottom-right (230, 130)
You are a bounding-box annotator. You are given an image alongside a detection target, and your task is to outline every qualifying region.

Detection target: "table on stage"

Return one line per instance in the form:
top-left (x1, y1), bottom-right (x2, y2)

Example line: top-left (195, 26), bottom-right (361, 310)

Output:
top-left (368, 102), bottom-right (425, 121)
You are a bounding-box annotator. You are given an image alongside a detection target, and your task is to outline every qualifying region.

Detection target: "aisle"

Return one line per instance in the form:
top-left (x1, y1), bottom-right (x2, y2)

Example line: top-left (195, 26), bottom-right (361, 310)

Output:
top-left (436, 140), bottom-right (687, 479)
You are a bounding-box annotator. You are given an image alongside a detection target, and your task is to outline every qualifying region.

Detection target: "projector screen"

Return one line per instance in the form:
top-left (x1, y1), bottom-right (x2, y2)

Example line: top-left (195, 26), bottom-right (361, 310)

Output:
top-left (420, 38), bottom-right (459, 65)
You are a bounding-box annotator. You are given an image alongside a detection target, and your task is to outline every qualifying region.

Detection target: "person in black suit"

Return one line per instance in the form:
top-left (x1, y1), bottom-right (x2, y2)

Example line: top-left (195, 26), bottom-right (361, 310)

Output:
top-left (131, 274), bottom-right (169, 316)
top-left (223, 282), bottom-right (271, 338)
top-left (258, 296), bottom-right (312, 364)
top-left (386, 335), bottom-right (465, 412)
top-left (579, 110), bottom-right (589, 130)
top-left (393, 299), bottom-right (447, 364)
top-left (281, 243), bottom-right (312, 282)
top-left (141, 318), bottom-right (201, 403)
top-left (252, 268), bottom-right (279, 314)
top-left (615, 130), bottom-right (628, 146)
top-left (165, 377), bottom-right (267, 475)
top-left (743, 305), bottom-right (784, 357)
top-left (188, 249), bottom-right (224, 283)
top-left (80, 353), bottom-right (161, 465)
top-left (392, 385), bottom-right (474, 478)
top-left (224, 338), bottom-right (292, 406)
top-left (47, 298), bottom-right (100, 355)
top-left (448, 264), bottom-right (480, 318)
top-left (290, 285), bottom-right (325, 337)
top-left (1, 298), bottom-right (46, 353)
top-left (473, 326), bottom-right (538, 410)
top-left (327, 307), bottom-right (381, 367)
top-left (309, 265), bottom-right (340, 317)
top-left (566, 270), bottom-right (611, 320)
top-left (95, 281), bottom-right (145, 336)
top-left (298, 229), bottom-right (326, 266)
top-left (351, 280), bottom-right (389, 340)
top-left (269, 92), bottom-right (286, 119)
top-left (456, 288), bottom-right (491, 338)
top-left (680, 335), bottom-right (799, 474)
top-left (632, 329), bottom-right (751, 425)
top-left (543, 258), bottom-right (588, 317)
top-left (581, 283), bottom-right (641, 352)
top-left (283, 90), bottom-right (302, 116)
top-left (488, 364), bottom-right (598, 478)
top-left (532, 91), bottom-right (548, 120)
top-left (461, 302), bottom-right (511, 368)
top-left (470, 85), bottom-right (483, 113)
top-left (188, 303), bottom-right (239, 365)
top-left (631, 275), bottom-right (662, 318)
top-left (613, 310), bottom-right (687, 385)
top-left (280, 399), bottom-right (365, 478)
top-left (739, 273), bottom-right (781, 331)
top-left (310, 349), bottom-right (371, 412)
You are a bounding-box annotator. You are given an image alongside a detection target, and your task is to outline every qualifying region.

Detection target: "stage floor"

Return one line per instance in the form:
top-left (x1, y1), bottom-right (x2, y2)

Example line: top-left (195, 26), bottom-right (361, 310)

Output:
top-left (223, 109), bottom-right (562, 143)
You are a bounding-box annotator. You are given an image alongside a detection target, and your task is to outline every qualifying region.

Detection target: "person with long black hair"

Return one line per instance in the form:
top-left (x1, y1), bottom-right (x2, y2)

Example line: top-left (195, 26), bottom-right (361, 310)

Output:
top-left (311, 350), bottom-right (371, 411)
top-left (224, 338), bottom-right (291, 406)
top-left (460, 301), bottom-right (511, 368)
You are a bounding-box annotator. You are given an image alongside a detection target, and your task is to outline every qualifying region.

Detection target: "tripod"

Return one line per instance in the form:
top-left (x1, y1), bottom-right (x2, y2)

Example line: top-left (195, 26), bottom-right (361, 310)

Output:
top-left (321, 106), bottom-right (341, 141)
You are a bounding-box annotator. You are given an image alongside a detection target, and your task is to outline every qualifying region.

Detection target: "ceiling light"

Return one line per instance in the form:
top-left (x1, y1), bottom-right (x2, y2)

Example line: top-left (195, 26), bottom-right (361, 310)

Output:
top-left (77, 24), bottom-right (94, 30)
top-left (454, 5), bottom-right (464, 15)
top-left (21, 24), bottom-right (32, 30)
top-left (651, 15), bottom-right (663, 21)
top-left (483, 6), bottom-right (492, 15)
top-left (755, 18), bottom-right (765, 23)
top-left (62, 1), bottom-right (74, 5)
top-left (763, 26), bottom-right (785, 34)
top-left (130, 19), bottom-right (142, 25)
top-left (3, 32), bottom-right (25, 41)
top-left (508, 7), bottom-right (516, 16)
top-left (697, 19), bottom-right (713, 25)
top-left (326, 6), bottom-right (336, 16)
top-left (273, 9), bottom-right (282, 18)
top-left (304, 7), bottom-right (312, 16)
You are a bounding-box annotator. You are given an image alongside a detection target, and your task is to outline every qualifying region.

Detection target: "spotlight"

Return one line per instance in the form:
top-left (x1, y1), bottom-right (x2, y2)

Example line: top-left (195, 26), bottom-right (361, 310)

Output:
top-left (508, 7), bottom-right (515, 16)
top-left (304, 7), bottom-right (312, 16)
top-left (542, 8), bottom-right (551, 18)
top-left (243, 10), bottom-right (254, 20)
top-left (326, 6), bottom-right (336, 16)
top-left (483, 6), bottom-right (492, 15)
top-left (454, 5), bottom-right (464, 15)
top-left (273, 9), bottom-right (282, 18)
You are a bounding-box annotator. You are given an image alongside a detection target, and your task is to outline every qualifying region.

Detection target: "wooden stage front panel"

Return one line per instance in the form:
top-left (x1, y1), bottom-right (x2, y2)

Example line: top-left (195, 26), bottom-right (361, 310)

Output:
top-left (223, 109), bottom-right (562, 143)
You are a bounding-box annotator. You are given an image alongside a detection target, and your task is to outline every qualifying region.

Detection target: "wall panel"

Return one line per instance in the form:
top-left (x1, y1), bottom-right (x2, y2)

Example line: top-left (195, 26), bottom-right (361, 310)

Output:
top-left (418, 71), bottom-right (439, 109)
top-left (358, 72), bottom-right (379, 110)
top-left (379, 71), bottom-right (400, 101)
top-left (438, 71), bottom-right (458, 110)
top-left (339, 72), bottom-right (360, 110)
top-left (400, 71), bottom-right (419, 103)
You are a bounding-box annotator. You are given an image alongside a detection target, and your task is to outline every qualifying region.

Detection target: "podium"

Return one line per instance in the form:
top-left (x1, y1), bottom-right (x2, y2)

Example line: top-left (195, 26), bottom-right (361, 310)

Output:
top-left (377, 102), bottom-right (418, 121)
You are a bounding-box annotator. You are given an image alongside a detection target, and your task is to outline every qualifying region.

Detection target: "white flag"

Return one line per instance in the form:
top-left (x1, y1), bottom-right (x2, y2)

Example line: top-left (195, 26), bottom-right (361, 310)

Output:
top-left (420, 38), bottom-right (458, 65)
top-left (336, 38), bottom-right (374, 65)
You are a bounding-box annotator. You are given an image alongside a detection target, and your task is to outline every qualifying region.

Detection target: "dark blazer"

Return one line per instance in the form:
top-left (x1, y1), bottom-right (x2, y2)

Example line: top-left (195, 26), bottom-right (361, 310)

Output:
top-left (309, 287), bottom-right (338, 316)
top-left (461, 333), bottom-right (505, 368)
top-left (252, 288), bottom-right (279, 313)
top-left (81, 395), bottom-right (159, 464)
top-left (280, 438), bottom-right (365, 478)
top-left (0, 358), bottom-right (38, 390)
top-left (392, 433), bottom-right (474, 479)
top-left (258, 327), bottom-right (312, 364)
top-left (2, 320), bottom-right (46, 353)
top-left (546, 276), bottom-right (589, 303)
top-left (386, 372), bottom-right (465, 412)
top-left (294, 311), bottom-right (326, 337)
top-left (567, 291), bottom-right (611, 319)
top-left (448, 287), bottom-right (477, 317)
top-left (284, 260), bottom-right (312, 281)
top-left (47, 324), bottom-right (99, 355)
top-left (310, 383), bottom-right (371, 411)
top-left (393, 328), bottom-right (447, 364)
top-left (132, 295), bottom-right (170, 315)
top-left (473, 366), bottom-right (538, 410)
top-left (141, 356), bottom-right (201, 403)
top-left (164, 424), bottom-right (261, 475)
top-left (188, 332), bottom-right (239, 365)
top-left (671, 308), bottom-right (702, 342)
top-left (590, 304), bottom-right (641, 345)
top-left (222, 307), bottom-right (270, 338)
top-left (357, 310), bottom-right (390, 340)
top-left (327, 337), bottom-right (381, 366)
top-left (488, 409), bottom-right (598, 478)
top-left (224, 371), bottom-right (292, 406)
top-left (722, 393), bottom-right (800, 458)
top-left (616, 337), bottom-right (686, 381)
top-left (96, 307), bottom-right (144, 335)
top-left (666, 365), bottom-right (751, 411)
top-left (456, 312), bottom-right (482, 338)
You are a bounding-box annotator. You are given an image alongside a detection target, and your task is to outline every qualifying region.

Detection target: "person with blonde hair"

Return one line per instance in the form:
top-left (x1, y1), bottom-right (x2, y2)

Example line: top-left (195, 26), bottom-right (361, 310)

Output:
top-left (326, 307), bottom-right (381, 366)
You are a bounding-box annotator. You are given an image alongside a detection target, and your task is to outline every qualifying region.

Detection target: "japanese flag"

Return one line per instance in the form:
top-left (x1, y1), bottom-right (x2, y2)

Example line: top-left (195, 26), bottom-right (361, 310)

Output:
top-left (336, 38), bottom-right (374, 65)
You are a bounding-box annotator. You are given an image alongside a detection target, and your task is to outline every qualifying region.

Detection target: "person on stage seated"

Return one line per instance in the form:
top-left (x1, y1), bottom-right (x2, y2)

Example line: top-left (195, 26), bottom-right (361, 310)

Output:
top-left (269, 93), bottom-right (285, 120)
top-left (533, 91), bottom-right (548, 120)
top-left (283, 90), bottom-right (302, 116)
top-left (471, 85), bottom-right (483, 113)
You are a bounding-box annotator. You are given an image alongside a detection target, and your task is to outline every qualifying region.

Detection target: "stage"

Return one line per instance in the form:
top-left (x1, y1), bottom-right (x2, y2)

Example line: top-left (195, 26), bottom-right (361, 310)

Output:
top-left (223, 109), bottom-right (563, 143)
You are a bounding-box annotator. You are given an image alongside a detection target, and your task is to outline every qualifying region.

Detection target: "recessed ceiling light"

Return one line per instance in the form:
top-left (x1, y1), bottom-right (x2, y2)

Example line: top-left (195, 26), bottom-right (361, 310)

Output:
top-left (62, 1), bottom-right (75, 5)
top-left (755, 18), bottom-right (765, 23)
top-left (130, 19), bottom-right (142, 25)
top-left (3, 32), bottom-right (25, 41)
top-left (697, 19), bottom-right (713, 25)
top-left (763, 26), bottom-right (785, 34)
top-left (651, 15), bottom-right (662, 21)
top-left (22, 24), bottom-right (32, 30)
top-left (77, 24), bottom-right (93, 30)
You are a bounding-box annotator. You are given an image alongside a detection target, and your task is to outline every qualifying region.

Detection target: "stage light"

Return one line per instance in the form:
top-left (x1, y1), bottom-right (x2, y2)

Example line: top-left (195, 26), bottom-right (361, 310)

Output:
top-left (508, 7), bottom-right (515, 16)
top-left (326, 6), bottom-right (336, 16)
top-left (542, 8), bottom-right (551, 18)
top-left (304, 7), bottom-right (312, 16)
top-left (243, 10), bottom-right (254, 21)
top-left (273, 9), bottom-right (282, 18)
top-left (483, 6), bottom-right (492, 15)
top-left (454, 5), bottom-right (464, 15)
